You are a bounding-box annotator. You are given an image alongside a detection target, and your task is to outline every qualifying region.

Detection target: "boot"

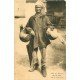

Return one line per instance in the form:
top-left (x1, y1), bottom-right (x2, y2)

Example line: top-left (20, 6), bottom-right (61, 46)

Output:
top-left (29, 63), bottom-right (39, 72)
top-left (41, 66), bottom-right (47, 77)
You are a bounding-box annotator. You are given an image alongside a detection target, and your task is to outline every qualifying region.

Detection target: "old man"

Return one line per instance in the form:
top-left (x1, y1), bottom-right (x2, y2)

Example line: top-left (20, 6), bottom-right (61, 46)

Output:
top-left (25, 2), bottom-right (54, 77)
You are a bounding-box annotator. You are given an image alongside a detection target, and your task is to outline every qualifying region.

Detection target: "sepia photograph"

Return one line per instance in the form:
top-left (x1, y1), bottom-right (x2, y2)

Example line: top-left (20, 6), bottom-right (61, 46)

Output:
top-left (14, 0), bottom-right (66, 80)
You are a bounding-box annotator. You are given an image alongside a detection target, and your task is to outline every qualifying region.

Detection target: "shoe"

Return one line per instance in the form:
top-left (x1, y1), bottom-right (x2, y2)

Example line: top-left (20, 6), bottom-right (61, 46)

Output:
top-left (29, 63), bottom-right (39, 72)
top-left (41, 66), bottom-right (47, 77)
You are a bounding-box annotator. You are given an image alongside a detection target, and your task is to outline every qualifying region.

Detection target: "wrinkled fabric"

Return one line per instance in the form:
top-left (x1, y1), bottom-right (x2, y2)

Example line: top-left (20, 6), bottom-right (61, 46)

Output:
top-left (26, 14), bottom-right (52, 49)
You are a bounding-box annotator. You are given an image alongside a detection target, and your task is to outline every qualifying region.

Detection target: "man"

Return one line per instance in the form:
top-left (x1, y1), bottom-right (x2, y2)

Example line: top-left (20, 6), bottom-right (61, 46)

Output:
top-left (25, 2), bottom-right (53, 77)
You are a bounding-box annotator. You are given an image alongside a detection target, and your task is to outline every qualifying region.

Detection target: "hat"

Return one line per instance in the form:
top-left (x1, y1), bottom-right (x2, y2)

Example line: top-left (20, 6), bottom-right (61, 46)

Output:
top-left (35, 1), bottom-right (44, 8)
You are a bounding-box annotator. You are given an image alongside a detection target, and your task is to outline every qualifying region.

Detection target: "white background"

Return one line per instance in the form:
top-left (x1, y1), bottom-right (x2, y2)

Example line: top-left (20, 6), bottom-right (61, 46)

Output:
top-left (0, 0), bottom-right (80, 80)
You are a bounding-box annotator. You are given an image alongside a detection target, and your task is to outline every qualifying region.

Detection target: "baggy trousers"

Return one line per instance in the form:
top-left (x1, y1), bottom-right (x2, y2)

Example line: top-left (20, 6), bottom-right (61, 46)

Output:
top-left (32, 47), bottom-right (46, 67)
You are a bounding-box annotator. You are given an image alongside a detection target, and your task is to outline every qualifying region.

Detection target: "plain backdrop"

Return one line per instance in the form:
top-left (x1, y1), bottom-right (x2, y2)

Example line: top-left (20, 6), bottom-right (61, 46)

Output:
top-left (0, 0), bottom-right (80, 80)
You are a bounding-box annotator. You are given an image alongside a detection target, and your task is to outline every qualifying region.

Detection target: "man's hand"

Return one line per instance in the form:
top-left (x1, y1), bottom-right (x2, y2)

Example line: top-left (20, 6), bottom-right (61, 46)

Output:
top-left (49, 26), bottom-right (55, 31)
top-left (20, 25), bottom-right (23, 32)
top-left (30, 30), bottom-right (35, 36)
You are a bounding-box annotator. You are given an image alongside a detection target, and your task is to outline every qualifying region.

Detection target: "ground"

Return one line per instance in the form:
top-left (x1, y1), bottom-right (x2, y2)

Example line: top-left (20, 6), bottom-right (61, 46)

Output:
top-left (14, 18), bottom-right (66, 80)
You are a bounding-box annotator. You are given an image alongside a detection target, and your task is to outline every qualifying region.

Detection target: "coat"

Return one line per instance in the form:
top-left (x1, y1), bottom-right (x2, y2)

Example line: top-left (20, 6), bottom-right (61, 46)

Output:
top-left (25, 13), bottom-right (53, 66)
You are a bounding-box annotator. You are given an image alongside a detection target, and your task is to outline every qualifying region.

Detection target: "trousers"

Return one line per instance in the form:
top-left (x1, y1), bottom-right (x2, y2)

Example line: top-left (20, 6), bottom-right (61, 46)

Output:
top-left (32, 47), bottom-right (46, 67)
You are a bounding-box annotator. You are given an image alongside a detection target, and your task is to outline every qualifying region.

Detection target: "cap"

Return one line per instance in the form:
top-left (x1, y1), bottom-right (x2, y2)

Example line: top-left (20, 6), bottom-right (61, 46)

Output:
top-left (35, 1), bottom-right (44, 8)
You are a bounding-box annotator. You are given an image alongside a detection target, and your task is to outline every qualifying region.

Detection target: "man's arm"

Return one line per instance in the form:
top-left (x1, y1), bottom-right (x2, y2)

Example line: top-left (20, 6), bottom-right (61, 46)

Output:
top-left (45, 16), bottom-right (55, 30)
top-left (25, 17), bottom-right (35, 36)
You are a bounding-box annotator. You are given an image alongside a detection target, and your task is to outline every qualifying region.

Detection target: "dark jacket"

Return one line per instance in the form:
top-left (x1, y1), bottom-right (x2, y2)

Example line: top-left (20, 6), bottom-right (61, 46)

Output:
top-left (25, 14), bottom-right (52, 66)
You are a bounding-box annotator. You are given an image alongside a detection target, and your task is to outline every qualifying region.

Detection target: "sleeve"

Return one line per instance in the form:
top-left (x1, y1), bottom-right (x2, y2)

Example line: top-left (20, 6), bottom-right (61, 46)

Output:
top-left (25, 17), bottom-right (33, 33)
top-left (45, 16), bottom-right (54, 30)
top-left (26, 17), bottom-right (32, 28)
top-left (46, 16), bottom-right (52, 26)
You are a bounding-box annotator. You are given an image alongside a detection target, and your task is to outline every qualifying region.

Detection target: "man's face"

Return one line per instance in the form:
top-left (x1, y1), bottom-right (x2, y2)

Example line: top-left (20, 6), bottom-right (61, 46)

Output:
top-left (35, 5), bottom-right (42, 13)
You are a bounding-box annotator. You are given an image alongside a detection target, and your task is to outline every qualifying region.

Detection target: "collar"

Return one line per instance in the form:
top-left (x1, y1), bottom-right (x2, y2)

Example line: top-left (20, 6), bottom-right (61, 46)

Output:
top-left (33, 13), bottom-right (45, 18)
